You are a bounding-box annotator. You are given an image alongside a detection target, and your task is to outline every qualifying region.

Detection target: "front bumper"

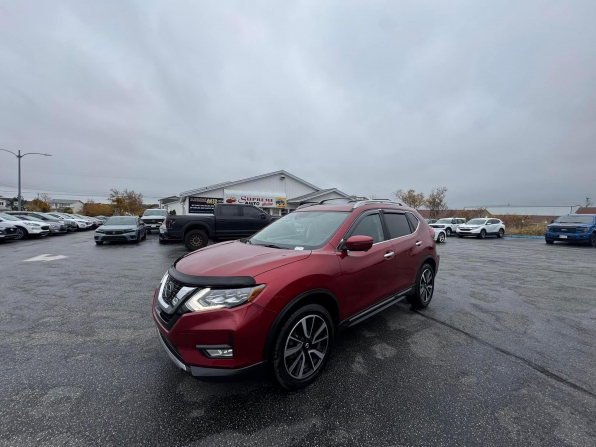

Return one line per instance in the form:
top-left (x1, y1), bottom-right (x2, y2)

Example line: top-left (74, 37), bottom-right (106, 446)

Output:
top-left (49, 227), bottom-right (68, 234)
top-left (94, 232), bottom-right (138, 242)
top-left (159, 230), bottom-right (182, 241)
top-left (0, 233), bottom-right (19, 240)
top-left (156, 330), bottom-right (267, 381)
top-left (545, 232), bottom-right (591, 242)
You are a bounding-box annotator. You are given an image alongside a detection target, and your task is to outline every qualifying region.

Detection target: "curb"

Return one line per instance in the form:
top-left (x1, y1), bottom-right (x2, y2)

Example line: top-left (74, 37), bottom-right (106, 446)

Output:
top-left (504, 235), bottom-right (544, 239)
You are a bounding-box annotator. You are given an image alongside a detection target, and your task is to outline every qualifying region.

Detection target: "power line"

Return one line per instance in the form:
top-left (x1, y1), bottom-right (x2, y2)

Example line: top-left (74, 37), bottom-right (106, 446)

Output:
top-left (0, 166), bottom-right (199, 182)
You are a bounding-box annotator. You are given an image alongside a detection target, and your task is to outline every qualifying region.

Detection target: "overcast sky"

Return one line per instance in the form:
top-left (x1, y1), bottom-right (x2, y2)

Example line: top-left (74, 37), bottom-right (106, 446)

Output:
top-left (1, 0), bottom-right (595, 207)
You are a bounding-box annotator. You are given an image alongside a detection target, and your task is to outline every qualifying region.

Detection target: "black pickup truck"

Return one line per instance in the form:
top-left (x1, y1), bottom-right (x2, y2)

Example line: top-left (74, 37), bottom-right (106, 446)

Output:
top-left (159, 203), bottom-right (276, 250)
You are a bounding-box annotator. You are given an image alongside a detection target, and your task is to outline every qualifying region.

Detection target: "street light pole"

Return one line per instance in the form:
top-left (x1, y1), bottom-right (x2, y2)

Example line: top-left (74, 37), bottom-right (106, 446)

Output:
top-left (0, 148), bottom-right (52, 210)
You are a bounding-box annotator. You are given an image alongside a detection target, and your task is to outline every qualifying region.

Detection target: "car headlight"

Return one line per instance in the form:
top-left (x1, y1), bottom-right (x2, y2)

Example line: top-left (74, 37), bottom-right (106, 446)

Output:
top-left (124, 228), bottom-right (136, 233)
top-left (185, 285), bottom-right (266, 312)
top-left (96, 229), bottom-right (105, 233)
top-left (25, 222), bottom-right (41, 227)
top-left (577, 228), bottom-right (588, 233)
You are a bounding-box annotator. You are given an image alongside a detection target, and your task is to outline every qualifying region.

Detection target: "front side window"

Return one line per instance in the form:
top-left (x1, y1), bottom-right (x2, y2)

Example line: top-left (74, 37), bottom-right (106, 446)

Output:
top-left (350, 213), bottom-right (385, 243)
top-left (384, 213), bottom-right (412, 239)
top-left (250, 211), bottom-right (349, 250)
top-left (467, 219), bottom-right (488, 225)
top-left (242, 207), bottom-right (263, 218)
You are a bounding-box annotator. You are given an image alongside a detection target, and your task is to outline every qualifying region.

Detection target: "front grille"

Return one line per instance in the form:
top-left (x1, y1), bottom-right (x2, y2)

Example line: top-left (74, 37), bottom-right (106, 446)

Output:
top-left (105, 230), bottom-right (124, 235)
top-left (41, 226), bottom-right (50, 230)
top-left (104, 236), bottom-right (128, 241)
top-left (161, 276), bottom-right (184, 306)
top-left (552, 227), bottom-right (577, 233)
top-left (459, 229), bottom-right (471, 232)
top-left (144, 219), bottom-right (162, 224)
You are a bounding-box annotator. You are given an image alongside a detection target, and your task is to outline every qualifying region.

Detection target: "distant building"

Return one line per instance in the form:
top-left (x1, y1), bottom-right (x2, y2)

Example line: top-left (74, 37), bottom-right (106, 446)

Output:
top-left (48, 199), bottom-right (84, 213)
top-left (576, 207), bottom-right (596, 214)
top-left (0, 196), bottom-right (9, 211)
top-left (158, 196), bottom-right (183, 215)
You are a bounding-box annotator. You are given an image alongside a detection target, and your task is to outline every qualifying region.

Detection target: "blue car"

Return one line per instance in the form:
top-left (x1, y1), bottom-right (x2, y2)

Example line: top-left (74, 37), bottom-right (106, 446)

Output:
top-left (545, 214), bottom-right (596, 246)
top-left (94, 216), bottom-right (147, 245)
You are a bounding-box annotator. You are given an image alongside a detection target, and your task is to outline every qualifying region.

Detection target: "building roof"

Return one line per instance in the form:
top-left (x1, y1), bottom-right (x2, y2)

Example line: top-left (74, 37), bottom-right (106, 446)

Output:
top-left (159, 196), bottom-right (180, 205)
top-left (179, 170), bottom-right (322, 198)
top-left (288, 188), bottom-right (350, 203)
top-left (576, 207), bottom-right (596, 214)
top-left (48, 199), bottom-right (84, 204)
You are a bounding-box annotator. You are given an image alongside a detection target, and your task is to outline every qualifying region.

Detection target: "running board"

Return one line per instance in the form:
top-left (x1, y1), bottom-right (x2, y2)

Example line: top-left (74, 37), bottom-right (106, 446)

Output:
top-left (345, 286), bottom-right (413, 328)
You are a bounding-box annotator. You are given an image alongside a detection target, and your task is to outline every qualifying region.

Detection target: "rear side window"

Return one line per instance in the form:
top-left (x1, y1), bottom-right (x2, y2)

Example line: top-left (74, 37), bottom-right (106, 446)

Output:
top-left (242, 206), bottom-right (263, 218)
top-left (219, 206), bottom-right (239, 217)
top-left (384, 213), bottom-right (412, 239)
top-left (351, 213), bottom-right (385, 243)
top-left (406, 213), bottom-right (419, 232)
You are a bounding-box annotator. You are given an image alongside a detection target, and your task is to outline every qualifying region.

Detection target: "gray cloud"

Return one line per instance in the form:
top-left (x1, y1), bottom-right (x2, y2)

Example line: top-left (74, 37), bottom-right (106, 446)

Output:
top-left (1, 0), bottom-right (595, 207)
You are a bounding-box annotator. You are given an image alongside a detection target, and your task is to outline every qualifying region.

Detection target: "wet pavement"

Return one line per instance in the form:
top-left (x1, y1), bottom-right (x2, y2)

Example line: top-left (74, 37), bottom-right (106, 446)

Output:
top-left (0, 232), bottom-right (595, 446)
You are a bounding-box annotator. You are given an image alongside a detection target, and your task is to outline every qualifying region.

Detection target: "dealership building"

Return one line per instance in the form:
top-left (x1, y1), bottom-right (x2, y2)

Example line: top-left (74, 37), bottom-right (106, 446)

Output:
top-left (175, 170), bottom-right (350, 216)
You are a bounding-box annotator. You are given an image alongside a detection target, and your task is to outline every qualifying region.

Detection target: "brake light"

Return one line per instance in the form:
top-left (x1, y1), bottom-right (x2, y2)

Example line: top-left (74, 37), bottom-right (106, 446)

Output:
top-left (429, 227), bottom-right (435, 238)
top-left (166, 219), bottom-right (175, 229)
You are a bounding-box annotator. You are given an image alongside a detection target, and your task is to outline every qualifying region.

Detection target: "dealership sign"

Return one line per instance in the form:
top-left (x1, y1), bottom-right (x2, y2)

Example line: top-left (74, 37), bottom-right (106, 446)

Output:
top-left (189, 196), bottom-right (223, 214)
top-left (224, 191), bottom-right (286, 208)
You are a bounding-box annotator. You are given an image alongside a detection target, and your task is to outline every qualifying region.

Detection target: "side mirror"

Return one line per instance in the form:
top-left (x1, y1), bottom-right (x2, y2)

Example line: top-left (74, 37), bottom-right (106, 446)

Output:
top-left (344, 235), bottom-right (374, 252)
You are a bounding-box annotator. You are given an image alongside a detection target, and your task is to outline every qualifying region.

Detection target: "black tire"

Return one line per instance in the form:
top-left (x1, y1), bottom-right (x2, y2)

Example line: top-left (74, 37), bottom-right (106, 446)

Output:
top-left (438, 232), bottom-right (446, 243)
top-left (497, 228), bottom-right (505, 238)
top-left (545, 239), bottom-right (554, 244)
top-left (406, 263), bottom-right (435, 309)
top-left (142, 230), bottom-right (146, 240)
top-left (446, 228), bottom-right (452, 237)
top-left (590, 233), bottom-right (596, 247)
top-left (14, 227), bottom-right (27, 240)
top-left (478, 230), bottom-right (487, 239)
top-left (272, 304), bottom-right (334, 390)
top-left (184, 229), bottom-right (209, 251)
top-left (95, 241), bottom-right (103, 245)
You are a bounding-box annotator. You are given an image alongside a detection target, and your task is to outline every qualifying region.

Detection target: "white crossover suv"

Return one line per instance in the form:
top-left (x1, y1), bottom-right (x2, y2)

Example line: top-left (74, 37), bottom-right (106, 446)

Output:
top-left (457, 218), bottom-right (506, 239)
top-left (0, 213), bottom-right (51, 239)
top-left (429, 218), bottom-right (466, 237)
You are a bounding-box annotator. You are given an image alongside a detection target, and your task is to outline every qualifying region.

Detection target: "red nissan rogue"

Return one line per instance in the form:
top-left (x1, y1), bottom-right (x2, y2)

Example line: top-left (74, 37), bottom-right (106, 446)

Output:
top-left (153, 199), bottom-right (439, 389)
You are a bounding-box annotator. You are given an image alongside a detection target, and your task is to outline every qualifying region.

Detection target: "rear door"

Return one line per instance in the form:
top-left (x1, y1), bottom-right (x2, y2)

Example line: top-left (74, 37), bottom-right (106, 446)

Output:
top-left (336, 211), bottom-right (399, 315)
top-left (216, 205), bottom-right (243, 237)
top-left (382, 211), bottom-right (419, 292)
top-left (241, 205), bottom-right (269, 235)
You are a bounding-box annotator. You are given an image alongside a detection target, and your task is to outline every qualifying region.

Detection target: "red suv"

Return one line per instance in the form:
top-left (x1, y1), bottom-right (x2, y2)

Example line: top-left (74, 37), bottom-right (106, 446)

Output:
top-left (153, 199), bottom-right (439, 389)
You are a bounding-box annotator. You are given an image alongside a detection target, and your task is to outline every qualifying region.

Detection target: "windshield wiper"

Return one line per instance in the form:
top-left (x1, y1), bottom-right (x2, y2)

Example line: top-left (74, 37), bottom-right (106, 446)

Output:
top-left (252, 243), bottom-right (287, 249)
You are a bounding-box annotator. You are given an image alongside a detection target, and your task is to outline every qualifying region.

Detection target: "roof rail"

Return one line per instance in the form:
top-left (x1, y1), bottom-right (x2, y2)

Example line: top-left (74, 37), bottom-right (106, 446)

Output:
top-left (318, 198), bottom-right (353, 204)
top-left (295, 202), bottom-right (320, 210)
top-left (352, 199), bottom-right (404, 209)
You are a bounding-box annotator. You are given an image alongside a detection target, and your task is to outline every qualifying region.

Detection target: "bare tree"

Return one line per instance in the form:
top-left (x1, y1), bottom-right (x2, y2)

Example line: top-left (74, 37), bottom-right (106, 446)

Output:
top-left (394, 189), bottom-right (426, 209)
top-left (426, 187), bottom-right (448, 219)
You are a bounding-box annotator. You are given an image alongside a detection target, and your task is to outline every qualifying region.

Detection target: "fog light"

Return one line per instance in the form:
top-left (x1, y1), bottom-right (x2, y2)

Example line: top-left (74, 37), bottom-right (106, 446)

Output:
top-left (205, 349), bottom-right (233, 358)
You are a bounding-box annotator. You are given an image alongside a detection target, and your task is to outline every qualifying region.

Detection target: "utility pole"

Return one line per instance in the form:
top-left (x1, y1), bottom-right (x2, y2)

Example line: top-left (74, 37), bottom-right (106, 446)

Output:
top-left (0, 149), bottom-right (52, 210)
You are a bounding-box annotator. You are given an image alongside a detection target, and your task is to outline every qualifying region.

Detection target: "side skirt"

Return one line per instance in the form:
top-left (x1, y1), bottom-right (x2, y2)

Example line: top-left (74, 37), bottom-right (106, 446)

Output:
top-left (340, 286), bottom-right (413, 329)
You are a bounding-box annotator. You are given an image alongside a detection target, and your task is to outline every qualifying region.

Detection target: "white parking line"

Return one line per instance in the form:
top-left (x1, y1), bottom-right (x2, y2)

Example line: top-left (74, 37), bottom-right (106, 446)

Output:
top-left (23, 254), bottom-right (68, 262)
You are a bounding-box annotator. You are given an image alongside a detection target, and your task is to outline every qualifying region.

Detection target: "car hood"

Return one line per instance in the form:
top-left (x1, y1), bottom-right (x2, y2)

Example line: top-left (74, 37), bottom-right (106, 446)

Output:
top-left (551, 223), bottom-right (593, 227)
top-left (175, 241), bottom-right (311, 278)
top-left (142, 215), bottom-right (166, 219)
top-left (98, 225), bottom-right (137, 231)
top-left (459, 225), bottom-right (481, 229)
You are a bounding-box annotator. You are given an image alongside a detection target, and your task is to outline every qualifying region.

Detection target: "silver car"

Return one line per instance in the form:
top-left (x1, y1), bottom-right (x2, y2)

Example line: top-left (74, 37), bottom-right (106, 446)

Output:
top-left (94, 216), bottom-right (147, 245)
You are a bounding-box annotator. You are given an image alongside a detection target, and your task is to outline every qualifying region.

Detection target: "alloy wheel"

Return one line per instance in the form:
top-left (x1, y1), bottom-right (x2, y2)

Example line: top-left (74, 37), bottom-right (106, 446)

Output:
top-left (419, 268), bottom-right (434, 304)
top-left (284, 315), bottom-right (329, 380)
top-left (190, 235), bottom-right (203, 247)
top-left (439, 232), bottom-right (446, 243)
top-left (15, 228), bottom-right (25, 240)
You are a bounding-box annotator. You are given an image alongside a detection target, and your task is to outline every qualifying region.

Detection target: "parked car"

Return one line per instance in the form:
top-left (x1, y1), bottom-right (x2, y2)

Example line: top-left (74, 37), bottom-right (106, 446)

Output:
top-left (44, 213), bottom-right (78, 232)
top-left (457, 218), bottom-right (505, 239)
top-left (160, 204), bottom-right (276, 251)
top-left (141, 208), bottom-right (168, 233)
top-left (94, 216), bottom-right (147, 245)
top-left (0, 213), bottom-right (50, 239)
top-left (72, 214), bottom-right (102, 228)
top-left (432, 227), bottom-right (447, 243)
top-left (6, 211), bottom-right (70, 234)
top-left (0, 222), bottom-right (19, 241)
top-left (50, 212), bottom-right (94, 230)
top-left (153, 199), bottom-right (439, 389)
top-left (429, 218), bottom-right (466, 236)
top-left (545, 214), bottom-right (596, 246)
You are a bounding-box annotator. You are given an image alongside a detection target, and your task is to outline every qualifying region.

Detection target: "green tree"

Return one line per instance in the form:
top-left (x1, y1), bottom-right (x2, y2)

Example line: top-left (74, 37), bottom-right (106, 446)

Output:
top-left (394, 189), bottom-right (426, 209)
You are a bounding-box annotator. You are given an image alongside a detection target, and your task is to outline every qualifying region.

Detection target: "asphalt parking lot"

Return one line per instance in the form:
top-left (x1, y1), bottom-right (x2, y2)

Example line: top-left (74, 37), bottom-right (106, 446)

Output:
top-left (1, 232), bottom-right (595, 446)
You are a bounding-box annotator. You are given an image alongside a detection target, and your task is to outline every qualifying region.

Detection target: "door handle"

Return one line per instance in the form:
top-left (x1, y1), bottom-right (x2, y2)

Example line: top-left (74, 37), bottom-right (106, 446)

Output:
top-left (384, 251), bottom-right (394, 259)
top-left (415, 241), bottom-right (422, 246)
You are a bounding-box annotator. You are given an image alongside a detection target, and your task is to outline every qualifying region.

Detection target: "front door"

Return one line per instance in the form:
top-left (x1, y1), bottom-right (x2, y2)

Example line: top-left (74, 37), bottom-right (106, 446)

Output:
top-left (336, 212), bottom-right (399, 316)
top-left (241, 205), bottom-right (269, 236)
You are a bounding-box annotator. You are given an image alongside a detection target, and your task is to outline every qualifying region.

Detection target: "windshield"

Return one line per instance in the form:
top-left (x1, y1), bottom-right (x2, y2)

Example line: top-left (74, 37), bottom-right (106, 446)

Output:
top-left (249, 211), bottom-right (349, 250)
top-left (436, 218), bottom-right (452, 223)
top-left (466, 219), bottom-right (488, 225)
top-left (104, 217), bottom-right (137, 226)
top-left (0, 214), bottom-right (21, 221)
top-left (143, 209), bottom-right (167, 216)
top-left (554, 215), bottom-right (594, 224)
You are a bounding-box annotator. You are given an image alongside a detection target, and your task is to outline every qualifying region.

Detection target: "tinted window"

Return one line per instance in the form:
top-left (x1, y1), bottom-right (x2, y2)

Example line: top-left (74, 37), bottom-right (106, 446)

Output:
top-left (384, 213), bottom-right (412, 239)
top-left (351, 213), bottom-right (385, 243)
top-left (406, 213), bottom-right (419, 232)
top-left (242, 206), bottom-right (263, 218)
top-left (219, 205), bottom-right (239, 217)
